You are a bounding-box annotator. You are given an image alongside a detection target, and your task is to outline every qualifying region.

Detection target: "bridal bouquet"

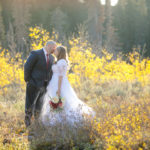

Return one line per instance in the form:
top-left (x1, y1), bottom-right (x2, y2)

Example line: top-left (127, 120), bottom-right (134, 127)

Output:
top-left (48, 95), bottom-right (65, 111)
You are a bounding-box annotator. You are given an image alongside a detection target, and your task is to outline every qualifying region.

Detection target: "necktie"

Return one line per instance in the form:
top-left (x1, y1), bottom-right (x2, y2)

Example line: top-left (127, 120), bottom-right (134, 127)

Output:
top-left (46, 54), bottom-right (49, 70)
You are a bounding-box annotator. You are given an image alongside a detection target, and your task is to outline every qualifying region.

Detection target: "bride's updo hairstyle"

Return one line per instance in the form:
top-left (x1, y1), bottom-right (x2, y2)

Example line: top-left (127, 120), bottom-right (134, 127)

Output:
top-left (56, 46), bottom-right (69, 63)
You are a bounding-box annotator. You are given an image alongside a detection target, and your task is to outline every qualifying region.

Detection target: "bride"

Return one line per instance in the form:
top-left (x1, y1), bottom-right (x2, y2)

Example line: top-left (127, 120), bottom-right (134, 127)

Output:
top-left (40, 46), bottom-right (94, 126)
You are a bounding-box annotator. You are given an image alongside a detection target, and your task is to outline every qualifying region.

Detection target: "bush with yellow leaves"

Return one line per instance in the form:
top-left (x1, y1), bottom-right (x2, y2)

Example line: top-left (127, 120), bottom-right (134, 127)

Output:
top-left (29, 26), bottom-right (61, 50)
top-left (0, 26), bottom-right (150, 149)
top-left (68, 33), bottom-right (150, 87)
top-left (0, 48), bottom-right (25, 96)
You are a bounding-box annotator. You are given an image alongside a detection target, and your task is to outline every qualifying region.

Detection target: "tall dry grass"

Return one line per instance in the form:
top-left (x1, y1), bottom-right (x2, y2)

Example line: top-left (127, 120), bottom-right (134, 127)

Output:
top-left (0, 26), bottom-right (150, 149)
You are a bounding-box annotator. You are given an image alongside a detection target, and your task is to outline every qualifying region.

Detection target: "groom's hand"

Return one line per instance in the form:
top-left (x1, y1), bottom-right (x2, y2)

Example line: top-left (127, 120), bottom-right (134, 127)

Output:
top-left (24, 51), bottom-right (37, 82)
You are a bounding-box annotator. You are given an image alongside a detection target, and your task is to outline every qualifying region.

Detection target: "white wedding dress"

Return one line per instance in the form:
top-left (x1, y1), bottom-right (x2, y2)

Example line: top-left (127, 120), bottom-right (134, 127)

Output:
top-left (40, 59), bottom-right (94, 126)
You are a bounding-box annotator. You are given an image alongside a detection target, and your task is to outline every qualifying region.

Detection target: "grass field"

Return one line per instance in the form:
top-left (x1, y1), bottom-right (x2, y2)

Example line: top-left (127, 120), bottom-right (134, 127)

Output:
top-left (0, 27), bottom-right (150, 149)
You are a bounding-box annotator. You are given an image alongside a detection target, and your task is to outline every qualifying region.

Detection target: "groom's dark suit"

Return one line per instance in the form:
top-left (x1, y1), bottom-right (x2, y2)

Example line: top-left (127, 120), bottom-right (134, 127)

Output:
top-left (24, 48), bottom-right (54, 127)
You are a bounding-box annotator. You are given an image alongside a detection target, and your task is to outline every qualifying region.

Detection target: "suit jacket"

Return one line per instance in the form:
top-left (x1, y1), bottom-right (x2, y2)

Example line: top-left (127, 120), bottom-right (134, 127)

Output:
top-left (24, 48), bottom-right (54, 88)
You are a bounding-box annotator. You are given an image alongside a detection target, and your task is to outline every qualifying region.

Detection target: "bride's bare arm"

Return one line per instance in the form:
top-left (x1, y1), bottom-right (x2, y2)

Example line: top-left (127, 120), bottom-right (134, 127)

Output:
top-left (57, 60), bottom-right (66, 97)
top-left (57, 76), bottom-right (63, 97)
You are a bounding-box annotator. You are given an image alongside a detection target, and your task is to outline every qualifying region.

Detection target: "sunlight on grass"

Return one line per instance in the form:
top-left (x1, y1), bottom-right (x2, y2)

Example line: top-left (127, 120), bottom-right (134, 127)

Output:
top-left (0, 26), bottom-right (150, 149)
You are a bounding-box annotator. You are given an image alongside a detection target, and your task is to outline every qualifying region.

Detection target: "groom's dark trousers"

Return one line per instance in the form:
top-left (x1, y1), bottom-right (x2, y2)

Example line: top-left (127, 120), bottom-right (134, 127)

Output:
top-left (24, 49), bottom-right (54, 127)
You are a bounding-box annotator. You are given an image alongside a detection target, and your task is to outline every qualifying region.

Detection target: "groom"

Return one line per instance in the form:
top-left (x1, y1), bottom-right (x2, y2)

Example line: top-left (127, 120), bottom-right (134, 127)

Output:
top-left (24, 41), bottom-right (57, 127)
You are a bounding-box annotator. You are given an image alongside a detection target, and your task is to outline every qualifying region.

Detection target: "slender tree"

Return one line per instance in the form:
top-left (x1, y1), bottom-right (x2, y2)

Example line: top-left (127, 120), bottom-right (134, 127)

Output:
top-left (12, 0), bottom-right (31, 53)
top-left (0, 2), bottom-right (5, 46)
top-left (145, 0), bottom-right (150, 55)
top-left (51, 7), bottom-right (68, 40)
top-left (104, 0), bottom-right (119, 53)
top-left (85, 0), bottom-right (105, 48)
top-left (114, 0), bottom-right (148, 53)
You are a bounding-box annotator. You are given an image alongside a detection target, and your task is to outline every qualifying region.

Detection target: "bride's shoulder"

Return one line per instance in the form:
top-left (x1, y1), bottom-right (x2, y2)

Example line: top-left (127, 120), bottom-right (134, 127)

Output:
top-left (57, 59), bottom-right (67, 65)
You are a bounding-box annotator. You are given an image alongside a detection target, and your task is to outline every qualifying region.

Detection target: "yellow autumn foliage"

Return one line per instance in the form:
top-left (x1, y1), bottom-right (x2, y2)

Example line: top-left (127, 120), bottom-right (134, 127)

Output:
top-left (0, 27), bottom-right (150, 149)
top-left (0, 48), bottom-right (25, 94)
top-left (68, 35), bottom-right (150, 87)
top-left (29, 26), bottom-right (61, 50)
top-left (90, 97), bottom-right (150, 149)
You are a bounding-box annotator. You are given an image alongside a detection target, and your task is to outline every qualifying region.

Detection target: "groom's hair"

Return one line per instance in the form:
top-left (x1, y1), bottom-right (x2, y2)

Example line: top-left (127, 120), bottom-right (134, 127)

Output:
top-left (46, 40), bottom-right (56, 46)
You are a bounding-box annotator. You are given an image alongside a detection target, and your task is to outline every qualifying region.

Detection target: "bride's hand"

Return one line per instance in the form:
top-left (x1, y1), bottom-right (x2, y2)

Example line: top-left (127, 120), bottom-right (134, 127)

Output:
top-left (56, 90), bottom-right (61, 97)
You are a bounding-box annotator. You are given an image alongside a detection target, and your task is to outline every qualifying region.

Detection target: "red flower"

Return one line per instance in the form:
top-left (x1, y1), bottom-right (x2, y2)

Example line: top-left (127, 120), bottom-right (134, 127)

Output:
top-left (49, 100), bottom-right (62, 109)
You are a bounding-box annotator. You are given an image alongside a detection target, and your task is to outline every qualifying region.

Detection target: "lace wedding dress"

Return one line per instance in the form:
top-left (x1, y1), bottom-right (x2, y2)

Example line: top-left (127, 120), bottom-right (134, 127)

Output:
top-left (40, 59), bottom-right (94, 126)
